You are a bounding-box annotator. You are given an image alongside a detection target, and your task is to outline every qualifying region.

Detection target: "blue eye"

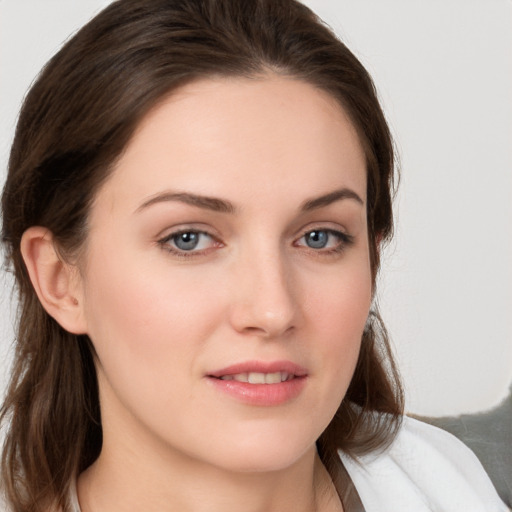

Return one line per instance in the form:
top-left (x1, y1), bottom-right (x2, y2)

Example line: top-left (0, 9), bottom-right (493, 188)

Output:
top-left (304, 230), bottom-right (329, 249)
top-left (297, 229), bottom-right (353, 252)
top-left (173, 231), bottom-right (200, 251)
top-left (161, 230), bottom-right (216, 253)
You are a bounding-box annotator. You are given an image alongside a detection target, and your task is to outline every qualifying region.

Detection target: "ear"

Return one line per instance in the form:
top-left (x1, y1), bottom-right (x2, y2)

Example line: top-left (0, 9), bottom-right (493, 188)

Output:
top-left (20, 226), bottom-right (87, 334)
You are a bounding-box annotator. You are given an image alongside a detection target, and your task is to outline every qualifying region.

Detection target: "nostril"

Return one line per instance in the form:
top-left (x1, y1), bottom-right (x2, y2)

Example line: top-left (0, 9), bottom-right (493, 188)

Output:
top-left (240, 324), bottom-right (295, 339)
top-left (242, 326), bottom-right (268, 335)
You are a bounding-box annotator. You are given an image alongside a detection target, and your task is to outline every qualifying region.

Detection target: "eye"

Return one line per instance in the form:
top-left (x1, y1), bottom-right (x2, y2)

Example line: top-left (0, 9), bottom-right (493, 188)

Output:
top-left (295, 229), bottom-right (353, 252)
top-left (303, 230), bottom-right (330, 249)
top-left (159, 230), bottom-right (218, 254)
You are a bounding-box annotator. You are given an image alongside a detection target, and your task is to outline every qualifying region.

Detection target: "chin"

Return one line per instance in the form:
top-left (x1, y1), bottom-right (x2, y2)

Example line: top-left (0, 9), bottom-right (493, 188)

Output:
top-left (216, 446), bottom-right (314, 474)
top-left (196, 422), bottom-right (320, 474)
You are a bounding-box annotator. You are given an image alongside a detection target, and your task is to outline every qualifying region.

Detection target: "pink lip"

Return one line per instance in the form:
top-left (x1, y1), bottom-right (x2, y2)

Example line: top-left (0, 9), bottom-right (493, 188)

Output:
top-left (208, 360), bottom-right (308, 378)
top-left (206, 360), bottom-right (308, 406)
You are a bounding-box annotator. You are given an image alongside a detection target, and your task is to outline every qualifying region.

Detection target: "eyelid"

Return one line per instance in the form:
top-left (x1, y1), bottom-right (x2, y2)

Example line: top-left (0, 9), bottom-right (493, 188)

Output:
top-left (157, 227), bottom-right (223, 258)
top-left (293, 226), bottom-right (354, 253)
top-left (155, 221), bottom-right (220, 240)
top-left (294, 221), bottom-right (352, 240)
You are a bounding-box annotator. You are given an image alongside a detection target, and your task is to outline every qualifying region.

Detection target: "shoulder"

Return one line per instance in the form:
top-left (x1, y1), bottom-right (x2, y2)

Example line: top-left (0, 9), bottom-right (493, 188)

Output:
top-left (339, 416), bottom-right (509, 512)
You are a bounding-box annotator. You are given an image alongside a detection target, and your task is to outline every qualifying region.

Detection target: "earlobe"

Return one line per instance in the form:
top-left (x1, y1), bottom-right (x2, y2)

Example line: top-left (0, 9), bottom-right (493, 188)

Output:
top-left (20, 226), bottom-right (87, 334)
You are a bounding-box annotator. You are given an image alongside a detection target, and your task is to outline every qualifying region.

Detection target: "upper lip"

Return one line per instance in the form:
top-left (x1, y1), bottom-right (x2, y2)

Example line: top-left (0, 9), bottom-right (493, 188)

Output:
top-left (207, 360), bottom-right (308, 378)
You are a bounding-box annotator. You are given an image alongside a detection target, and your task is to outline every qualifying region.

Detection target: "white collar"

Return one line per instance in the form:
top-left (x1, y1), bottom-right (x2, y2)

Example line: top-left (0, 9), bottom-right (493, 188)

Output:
top-left (69, 479), bottom-right (81, 512)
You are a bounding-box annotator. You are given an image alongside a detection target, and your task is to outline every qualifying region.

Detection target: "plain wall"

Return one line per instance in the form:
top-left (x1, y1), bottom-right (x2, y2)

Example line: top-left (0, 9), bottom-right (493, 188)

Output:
top-left (0, 0), bottom-right (511, 417)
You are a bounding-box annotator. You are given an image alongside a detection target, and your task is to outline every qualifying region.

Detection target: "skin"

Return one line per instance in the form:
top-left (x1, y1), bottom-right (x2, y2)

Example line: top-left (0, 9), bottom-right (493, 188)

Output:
top-left (71, 76), bottom-right (371, 512)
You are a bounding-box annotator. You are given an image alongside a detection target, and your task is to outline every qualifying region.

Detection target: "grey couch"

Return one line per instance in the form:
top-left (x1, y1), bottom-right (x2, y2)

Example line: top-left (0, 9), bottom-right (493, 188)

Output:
top-left (417, 387), bottom-right (512, 508)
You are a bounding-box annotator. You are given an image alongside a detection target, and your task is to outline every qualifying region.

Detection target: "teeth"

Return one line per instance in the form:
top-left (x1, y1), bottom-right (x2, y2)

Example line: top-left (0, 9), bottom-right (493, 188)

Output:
top-left (248, 372), bottom-right (266, 384)
top-left (220, 372), bottom-right (292, 383)
top-left (264, 372), bottom-right (281, 384)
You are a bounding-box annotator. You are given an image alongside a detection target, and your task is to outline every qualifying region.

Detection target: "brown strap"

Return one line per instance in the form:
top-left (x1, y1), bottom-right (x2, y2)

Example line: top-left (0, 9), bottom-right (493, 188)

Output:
top-left (331, 458), bottom-right (367, 512)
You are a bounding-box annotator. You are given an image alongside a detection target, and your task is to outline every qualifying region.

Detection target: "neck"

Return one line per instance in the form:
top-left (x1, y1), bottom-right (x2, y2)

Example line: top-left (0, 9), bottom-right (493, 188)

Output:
top-left (77, 441), bottom-right (340, 512)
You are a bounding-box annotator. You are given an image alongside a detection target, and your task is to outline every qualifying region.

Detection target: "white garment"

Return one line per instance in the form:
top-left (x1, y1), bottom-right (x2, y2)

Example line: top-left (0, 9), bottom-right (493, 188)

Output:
top-left (68, 417), bottom-right (508, 512)
top-left (340, 417), bottom-right (509, 511)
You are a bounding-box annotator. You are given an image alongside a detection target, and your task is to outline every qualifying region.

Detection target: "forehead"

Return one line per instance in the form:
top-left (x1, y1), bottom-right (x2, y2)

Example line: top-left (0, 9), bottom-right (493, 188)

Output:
top-left (94, 75), bottom-right (367, 215)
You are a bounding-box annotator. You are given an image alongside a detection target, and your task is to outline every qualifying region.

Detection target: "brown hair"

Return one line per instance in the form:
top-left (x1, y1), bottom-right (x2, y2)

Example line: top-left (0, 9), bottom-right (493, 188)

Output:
top-left (0, 0), bottom-right (402, 510)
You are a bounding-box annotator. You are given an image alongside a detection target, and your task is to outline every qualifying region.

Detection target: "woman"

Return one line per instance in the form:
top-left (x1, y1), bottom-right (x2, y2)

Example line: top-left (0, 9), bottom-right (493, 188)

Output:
top-left (0, 1), bottom-right (506, 511)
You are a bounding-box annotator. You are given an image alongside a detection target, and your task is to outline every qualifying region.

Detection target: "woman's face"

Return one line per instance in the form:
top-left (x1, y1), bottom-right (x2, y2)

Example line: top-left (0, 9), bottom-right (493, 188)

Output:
top-left (77, 76), bottom-right (371, 473)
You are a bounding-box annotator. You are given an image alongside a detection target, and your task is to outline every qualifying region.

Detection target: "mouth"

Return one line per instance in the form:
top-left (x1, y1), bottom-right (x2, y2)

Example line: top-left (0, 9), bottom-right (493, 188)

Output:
top-left (206, 361), bottom-right (308, 406)
top-left (207, 360), bottom-right (307, 381)
top-left (215, 371), bottom-right (295, 384)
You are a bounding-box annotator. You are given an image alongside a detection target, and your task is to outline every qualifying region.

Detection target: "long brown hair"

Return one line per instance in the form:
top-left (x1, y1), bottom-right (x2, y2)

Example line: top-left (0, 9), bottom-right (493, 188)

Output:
top-left (0, 0), bottom-right (402, 510)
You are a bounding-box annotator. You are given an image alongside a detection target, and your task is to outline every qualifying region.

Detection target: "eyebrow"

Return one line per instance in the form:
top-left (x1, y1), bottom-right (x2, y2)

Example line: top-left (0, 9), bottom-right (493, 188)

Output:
top-left (300, 188), bottom-right (364, 211)
top-left (136, 187), bottom-right (363, 214)
top-left (136, 192), bottom-right (236, 214)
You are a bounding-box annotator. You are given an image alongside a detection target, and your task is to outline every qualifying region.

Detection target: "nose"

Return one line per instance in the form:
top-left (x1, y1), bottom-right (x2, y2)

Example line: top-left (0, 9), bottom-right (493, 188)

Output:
top-left (228, 249), bottom-right (298, 339)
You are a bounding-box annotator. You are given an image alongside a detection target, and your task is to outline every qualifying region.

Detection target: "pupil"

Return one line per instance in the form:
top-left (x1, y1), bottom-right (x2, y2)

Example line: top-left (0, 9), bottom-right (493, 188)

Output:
top-left (307, 230), bottom-right (328, 249)
top-left (175, 232), bottom-right (199, 250)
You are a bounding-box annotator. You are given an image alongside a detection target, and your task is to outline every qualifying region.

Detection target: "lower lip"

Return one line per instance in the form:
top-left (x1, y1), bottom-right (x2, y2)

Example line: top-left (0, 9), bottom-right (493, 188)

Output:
top-left (207, 376), bottom-right (307, 406)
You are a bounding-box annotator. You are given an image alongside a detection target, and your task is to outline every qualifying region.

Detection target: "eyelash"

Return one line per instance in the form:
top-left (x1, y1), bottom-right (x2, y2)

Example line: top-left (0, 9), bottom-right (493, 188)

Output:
top-left (294, 229), bottom-right (354, 256)
top-left (157, 228), bottom-right (354, 259)
top-left (158, 230), bottom-right (221, 259)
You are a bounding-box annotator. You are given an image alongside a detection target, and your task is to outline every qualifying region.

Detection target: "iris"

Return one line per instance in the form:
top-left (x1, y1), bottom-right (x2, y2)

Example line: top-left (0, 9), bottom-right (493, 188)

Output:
top-left (173, 232), bottom-right (200, 251)
top-left (305, 230), bottom-right (329, 249)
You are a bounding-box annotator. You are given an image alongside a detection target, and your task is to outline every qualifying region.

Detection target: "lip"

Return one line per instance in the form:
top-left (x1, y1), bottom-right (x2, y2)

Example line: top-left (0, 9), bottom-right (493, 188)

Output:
top-left (206, 360), bottom-right (308, 406)
top-left (207, 360), bottom-right (308, 379)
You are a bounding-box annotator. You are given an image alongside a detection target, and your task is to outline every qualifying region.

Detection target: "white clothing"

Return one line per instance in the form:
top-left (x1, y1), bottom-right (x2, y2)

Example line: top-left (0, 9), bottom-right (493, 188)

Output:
top-left (340, 417), bottom-right (508, 511)
top-left (68, 417), bottom-right (508, 511)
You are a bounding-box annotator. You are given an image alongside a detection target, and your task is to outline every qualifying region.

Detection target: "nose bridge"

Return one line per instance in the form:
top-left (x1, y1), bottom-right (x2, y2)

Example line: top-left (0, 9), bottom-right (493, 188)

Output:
top-left (230, 238), bottom-right (297, 338)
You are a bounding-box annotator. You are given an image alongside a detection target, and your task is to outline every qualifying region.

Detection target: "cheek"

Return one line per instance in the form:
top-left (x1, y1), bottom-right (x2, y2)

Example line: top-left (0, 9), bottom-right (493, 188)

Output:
top-left (80, 255), bottom-right (233, 456)
top-left (306, 259), bottom-right (372, 338)
top-left (80, 249), bottom-right (226, 400)
top-left (303, 259), bottom-right (372, 391)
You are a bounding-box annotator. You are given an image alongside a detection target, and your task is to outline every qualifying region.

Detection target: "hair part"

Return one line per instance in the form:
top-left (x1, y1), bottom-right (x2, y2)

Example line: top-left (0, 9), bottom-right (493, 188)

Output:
top-left (1, 0), bottom-right (402, 510)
